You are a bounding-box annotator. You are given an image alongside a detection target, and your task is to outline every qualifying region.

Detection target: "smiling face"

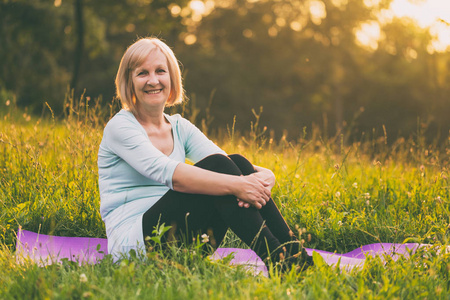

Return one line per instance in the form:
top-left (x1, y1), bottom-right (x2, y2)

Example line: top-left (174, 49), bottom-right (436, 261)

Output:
top-left (132, 48), bottom-right (171, 113)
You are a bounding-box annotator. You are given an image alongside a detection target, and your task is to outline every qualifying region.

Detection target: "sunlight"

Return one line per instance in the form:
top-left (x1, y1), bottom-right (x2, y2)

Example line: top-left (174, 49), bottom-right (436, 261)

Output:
top-left (386, 0), bottom-right (450, 52)
top-left (309, 0), bottom-right (327, 25)
top-left (189, 0), bottom-right (206, 14)
top-left (188, 0), bottom-right (216, 17)
top-left (363, 0), bottom-right (381, 8)
top-left (390, 0), bottom-right (450, 28)
top-left (355, 21), bottom-right (381, 50)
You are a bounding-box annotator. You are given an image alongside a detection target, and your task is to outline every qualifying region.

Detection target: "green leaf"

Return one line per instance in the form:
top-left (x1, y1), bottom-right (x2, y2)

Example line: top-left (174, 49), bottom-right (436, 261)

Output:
top-left (312, 251), bottom-right (327, 269)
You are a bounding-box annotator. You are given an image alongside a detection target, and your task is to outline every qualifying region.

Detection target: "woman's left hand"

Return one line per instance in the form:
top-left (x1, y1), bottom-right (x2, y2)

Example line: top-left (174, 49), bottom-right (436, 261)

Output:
top-left (237, 166), bottom-right (275, 208)
top-left (252, 166), bottom-right (276, 191)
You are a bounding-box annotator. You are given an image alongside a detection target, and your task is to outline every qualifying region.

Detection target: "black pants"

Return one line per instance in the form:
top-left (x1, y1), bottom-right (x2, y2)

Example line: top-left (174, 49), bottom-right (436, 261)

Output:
top-left (142, 154), bottom-right (300, 264)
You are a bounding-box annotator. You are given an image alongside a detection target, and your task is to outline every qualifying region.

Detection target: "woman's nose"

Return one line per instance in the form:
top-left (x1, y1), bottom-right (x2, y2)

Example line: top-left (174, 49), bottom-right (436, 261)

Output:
top-left (146, 73), bottom-right (159, 86)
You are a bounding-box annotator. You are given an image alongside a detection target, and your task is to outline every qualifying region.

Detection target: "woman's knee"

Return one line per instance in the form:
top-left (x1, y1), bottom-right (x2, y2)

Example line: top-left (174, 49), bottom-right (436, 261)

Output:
top-left (194, 154), bottom-right (241, 175)
top-left (228, 154), bottom-right (255, 175)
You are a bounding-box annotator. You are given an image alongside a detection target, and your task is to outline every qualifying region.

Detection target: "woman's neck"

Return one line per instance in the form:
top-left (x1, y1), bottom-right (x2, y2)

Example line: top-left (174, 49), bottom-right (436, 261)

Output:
top-left (134, 108), bottom-right (166, 129)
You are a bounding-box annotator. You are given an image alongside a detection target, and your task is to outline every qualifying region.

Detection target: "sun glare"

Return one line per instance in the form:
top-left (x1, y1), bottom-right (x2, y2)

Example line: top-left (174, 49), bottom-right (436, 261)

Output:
top-left (390, 0), bottom-right (450, 28)
top-left (386, 0), bottom-right (450, 52)
top-left (355, 21), bottom-right (381, 51)
top-left (357, 0), bottom-right (450, 52)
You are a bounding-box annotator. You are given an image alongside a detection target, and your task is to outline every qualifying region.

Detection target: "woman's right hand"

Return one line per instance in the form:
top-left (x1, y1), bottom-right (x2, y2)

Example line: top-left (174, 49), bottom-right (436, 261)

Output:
top-left (234, 174), bottom-right (271, 209)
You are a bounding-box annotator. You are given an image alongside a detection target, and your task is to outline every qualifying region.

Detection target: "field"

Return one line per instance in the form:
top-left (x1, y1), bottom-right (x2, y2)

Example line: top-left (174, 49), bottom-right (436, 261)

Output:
top-left (1, 98), bottom-right (449, 299)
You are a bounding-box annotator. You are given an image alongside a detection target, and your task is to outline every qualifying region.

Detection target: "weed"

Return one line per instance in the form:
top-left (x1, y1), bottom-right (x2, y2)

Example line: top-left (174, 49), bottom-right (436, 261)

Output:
top-left (1, 96), bottom-right (449, 299)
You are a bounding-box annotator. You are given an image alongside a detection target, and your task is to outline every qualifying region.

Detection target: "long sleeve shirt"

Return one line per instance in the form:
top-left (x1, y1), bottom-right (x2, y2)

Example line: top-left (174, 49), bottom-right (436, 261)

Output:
top-left (98, 109), bottom-right (226, 259)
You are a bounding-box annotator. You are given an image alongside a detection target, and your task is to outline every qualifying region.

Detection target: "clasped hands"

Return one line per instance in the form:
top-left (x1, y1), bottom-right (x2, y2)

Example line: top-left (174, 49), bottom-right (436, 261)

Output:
top-left (236, 167), bottom-right (275, 209)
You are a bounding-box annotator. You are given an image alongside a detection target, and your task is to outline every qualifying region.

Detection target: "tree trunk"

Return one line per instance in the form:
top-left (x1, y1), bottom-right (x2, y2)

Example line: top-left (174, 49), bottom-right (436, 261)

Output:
top-left (71, 0), bottom-right (84, 95)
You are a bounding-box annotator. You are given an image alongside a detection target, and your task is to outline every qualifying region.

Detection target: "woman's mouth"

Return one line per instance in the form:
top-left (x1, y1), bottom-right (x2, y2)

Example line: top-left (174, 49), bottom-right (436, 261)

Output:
top-left (145, 89), bottom-right (162, 94)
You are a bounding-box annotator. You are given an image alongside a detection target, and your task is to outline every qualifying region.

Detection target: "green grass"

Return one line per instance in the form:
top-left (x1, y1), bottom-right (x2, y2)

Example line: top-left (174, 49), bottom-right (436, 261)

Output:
top-left (1, 97), bottom-right (449, 299)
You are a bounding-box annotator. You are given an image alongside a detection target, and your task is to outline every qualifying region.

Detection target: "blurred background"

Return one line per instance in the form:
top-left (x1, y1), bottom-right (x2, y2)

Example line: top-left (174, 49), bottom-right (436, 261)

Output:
top-left (1, 0), bottom-right (449, 143)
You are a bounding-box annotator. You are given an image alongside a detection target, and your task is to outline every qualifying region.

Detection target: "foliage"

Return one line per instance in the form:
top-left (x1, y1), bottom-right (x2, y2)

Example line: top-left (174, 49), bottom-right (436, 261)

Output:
top-left (1, 97), bottom-right (450, 298)
top-left (1, 0), bottom-right (449, 142)
top-left (0, 0), bottom-right (188, 111)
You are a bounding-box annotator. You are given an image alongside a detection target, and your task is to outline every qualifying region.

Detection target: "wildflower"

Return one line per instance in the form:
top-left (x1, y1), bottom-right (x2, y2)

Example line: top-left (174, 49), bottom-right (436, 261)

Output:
top-left (352, 182), bottom-right (358, 188)
top-left (201, 233), bottom-right (209, 243)
top-left (286, 288), bottom-right (291, 296)
top-left (337, 221), bottom-right (342, 226)
top-left (436, 196), bottom-right (442, 203)
top-left (364, 193), bottom-right (370, 199)
top-left (79, 273), bottom-right (88, 283)
top-left (6, 100), bottom-right (10, 106)
top-left (334, 164), bottom-right (340, 170)
top-left (366, 200), bottom-right (370, 206)
top-left (82, 292), bottom-right (92, 298)
top-left (420, 165), bottom-right (425, 172)
top-left (335, 191), bottom-right (341, 198)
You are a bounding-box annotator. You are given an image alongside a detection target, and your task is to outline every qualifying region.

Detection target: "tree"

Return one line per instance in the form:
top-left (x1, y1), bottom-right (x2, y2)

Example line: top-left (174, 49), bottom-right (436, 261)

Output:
top-left (0, 0), bottom-right (189, 112)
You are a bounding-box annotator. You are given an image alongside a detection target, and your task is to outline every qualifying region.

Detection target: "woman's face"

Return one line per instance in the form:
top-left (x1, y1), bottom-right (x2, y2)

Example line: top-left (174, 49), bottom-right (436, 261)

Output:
top-left (132, 49), bottom-right (171, 112)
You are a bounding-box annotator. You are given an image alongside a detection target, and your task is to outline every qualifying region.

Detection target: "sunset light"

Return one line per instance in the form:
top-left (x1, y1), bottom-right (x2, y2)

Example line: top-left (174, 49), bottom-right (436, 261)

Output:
top-left (382, 0), bottom-right (450, 52)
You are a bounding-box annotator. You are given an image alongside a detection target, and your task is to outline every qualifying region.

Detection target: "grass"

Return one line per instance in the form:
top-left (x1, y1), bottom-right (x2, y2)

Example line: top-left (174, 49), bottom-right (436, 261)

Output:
top-left (0, 96), bottom-right (449, 299)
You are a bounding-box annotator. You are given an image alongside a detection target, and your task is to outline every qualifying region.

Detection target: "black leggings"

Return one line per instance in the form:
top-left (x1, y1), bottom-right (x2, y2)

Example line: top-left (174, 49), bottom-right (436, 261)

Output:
top-left (142, 154), bottom-right (300, 263)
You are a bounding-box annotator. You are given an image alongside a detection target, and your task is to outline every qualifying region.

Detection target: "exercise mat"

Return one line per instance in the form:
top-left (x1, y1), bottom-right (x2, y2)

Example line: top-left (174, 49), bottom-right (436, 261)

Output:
top-left (16, 228), bottom-right (423, 276)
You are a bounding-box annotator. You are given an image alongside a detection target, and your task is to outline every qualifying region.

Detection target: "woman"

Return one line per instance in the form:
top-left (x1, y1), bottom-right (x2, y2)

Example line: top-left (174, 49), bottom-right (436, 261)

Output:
top-left (98, 37), bottom-right (312, 271)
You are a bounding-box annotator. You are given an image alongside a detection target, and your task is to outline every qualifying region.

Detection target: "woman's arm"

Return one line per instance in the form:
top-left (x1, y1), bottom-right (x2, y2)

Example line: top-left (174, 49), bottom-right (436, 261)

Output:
top-left (172, 163), bottom-right (271, 209)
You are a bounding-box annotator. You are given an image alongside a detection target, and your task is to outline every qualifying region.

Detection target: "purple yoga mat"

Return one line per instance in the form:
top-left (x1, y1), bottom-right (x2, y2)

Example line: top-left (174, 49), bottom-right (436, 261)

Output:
top-left (15, 228), bottom-right (424, 276)
top-left (16, 229), bottom-right (108, 266)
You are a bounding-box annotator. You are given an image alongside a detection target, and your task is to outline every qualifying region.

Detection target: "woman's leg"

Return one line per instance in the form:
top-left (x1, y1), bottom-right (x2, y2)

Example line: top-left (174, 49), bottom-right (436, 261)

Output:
top-left (228, 154), bottom-right (302, 256)
top-left (142, 154), bottom-right (285, 262)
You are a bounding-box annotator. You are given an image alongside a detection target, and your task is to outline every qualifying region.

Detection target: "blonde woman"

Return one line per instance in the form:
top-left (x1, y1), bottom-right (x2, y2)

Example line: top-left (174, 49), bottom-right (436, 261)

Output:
top-left (98, 37), bottom-right (313, 271)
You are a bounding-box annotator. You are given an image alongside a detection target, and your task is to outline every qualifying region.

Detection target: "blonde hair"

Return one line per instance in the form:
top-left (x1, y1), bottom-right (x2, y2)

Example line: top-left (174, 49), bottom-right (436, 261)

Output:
top-left (115, 37), bottom-right (185, 114)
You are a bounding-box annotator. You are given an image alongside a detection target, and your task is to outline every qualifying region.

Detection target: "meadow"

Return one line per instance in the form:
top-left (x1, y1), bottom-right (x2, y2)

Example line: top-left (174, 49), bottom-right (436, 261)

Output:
top-left (1, 97), bottom-right (449, 299)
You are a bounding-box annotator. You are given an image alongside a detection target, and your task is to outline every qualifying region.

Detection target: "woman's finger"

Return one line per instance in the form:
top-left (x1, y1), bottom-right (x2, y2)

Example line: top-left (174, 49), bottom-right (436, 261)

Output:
top-left (260, 188), bottom-right (270, 202)
top-left (251, 173), bottom-right (270, 187)
top-left (237, 199), bottom-right (251, 209)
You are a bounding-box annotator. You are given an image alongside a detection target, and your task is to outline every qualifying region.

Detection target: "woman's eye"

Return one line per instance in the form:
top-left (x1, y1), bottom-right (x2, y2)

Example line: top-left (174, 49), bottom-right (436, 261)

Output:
top-left (157, 69), bottom-right (166, 73)
top-left (137, 71), bottom-right (147, 76)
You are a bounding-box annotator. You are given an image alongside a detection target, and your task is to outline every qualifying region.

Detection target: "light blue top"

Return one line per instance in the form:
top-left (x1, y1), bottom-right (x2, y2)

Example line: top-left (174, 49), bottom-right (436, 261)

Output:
top-left (98, 109), bottom-right (226, 259)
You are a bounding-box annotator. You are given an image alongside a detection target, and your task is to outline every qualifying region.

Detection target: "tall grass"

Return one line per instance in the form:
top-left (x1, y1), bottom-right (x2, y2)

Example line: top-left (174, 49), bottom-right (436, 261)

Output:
top-left (0, 95), bottom-right (449, 299)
